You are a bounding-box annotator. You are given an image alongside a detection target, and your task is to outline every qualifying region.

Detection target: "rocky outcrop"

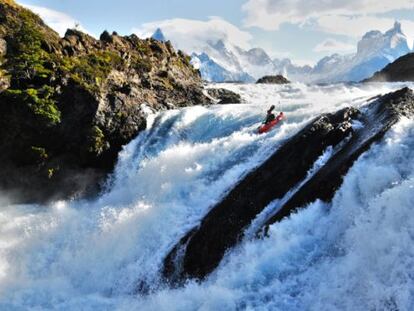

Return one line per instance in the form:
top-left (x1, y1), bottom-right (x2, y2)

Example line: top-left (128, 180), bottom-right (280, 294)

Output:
top-left (163, 87), bottom-right (414, 283)
top-left (207, 88), bottom-right (242, 104)
top-left (263, 87), bottom-right (414, 228)
top-left (256, 75), bottom-right (290, 84)
top-left (163, 106), bottom-right (360, 282)
top-left (0, 0), bottom-right (210, 202)
top-left (365, 52), bottom-right (414, 82)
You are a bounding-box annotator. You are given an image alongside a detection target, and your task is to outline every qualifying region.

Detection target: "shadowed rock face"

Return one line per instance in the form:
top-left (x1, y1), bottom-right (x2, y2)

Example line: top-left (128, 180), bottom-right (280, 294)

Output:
top-left (365, 52), bottom-right (414, 82)
top-left (162, 87), bottom-right (414, 283)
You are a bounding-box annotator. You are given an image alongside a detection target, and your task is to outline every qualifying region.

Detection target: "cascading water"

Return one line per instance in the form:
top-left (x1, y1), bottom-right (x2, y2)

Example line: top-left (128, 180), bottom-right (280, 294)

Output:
top-left (0, 82), bottom-right (413, 310)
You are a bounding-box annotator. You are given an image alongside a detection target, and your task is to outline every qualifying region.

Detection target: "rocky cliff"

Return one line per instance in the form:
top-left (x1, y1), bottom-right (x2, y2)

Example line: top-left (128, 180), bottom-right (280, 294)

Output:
top-left (163, 87), bottom-right (414, 282)
top-left (365, 52), bottom-right (414, 82)
top-left (0, 0), bottom-right (210, 202)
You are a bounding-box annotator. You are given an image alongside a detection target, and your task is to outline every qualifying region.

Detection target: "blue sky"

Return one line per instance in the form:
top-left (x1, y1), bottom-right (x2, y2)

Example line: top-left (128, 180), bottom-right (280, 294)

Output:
top-left (18, 0), bottom-right (414, 65)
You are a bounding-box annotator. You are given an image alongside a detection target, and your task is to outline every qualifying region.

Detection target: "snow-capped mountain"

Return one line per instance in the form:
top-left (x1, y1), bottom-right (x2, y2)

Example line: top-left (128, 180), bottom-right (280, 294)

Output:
top-left (306, 21), bottom-right (411, 83)
top-left (151, 22), bottom-right (411, 83)
top-left (190, 52), bottom-right (254, 82)
top-left (274, 58), bottom-right (312, 80)
top-left (190, 39), bottom-right (310, 82)
top-left (151, 28), bottom-right (166, 42)
top-left (150, 28), bottom-right (308, 83)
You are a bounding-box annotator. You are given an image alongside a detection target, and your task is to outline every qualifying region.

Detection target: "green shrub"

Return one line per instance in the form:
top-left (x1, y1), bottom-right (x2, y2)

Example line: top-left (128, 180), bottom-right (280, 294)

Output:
top-left (136, 42), bottom-right (151, 55)
top-left (5, 11), bottom-right (52, 87)
top-left (131, 56), bottom-right (152, 74)
top-left (88, 125), bottom-right (106, 155)
top-left (3, 86), bottom-right (61, 126)
top-left (47, 168), bottom-right (55, 179)
top-left (25, 146), bottom-right (49, 166)
top-left (62, 51), bottom-right (124, 93)
top-left (30, 146), bottom-right (48, 159)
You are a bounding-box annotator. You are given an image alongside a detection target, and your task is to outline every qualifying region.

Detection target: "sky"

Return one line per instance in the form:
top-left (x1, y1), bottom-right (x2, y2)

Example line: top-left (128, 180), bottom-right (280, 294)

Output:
top-left (17, 0), bottom-right (414, 65)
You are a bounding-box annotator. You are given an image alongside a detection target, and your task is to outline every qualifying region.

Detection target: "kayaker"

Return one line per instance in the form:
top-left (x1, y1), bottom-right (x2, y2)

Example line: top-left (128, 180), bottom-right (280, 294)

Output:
top-left (258, 109), bottom-right (284, 134)
top-left (264, 105), bottom-right (276, 124)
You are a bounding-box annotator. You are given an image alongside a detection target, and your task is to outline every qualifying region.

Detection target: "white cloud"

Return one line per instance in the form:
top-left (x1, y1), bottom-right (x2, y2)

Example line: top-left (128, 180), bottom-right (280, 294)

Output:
top-left (242, 0), bottom-right (414, 30)
top-left (318, 15), bottom-right (414, 36)
top-left (314, 38), bottom-right (356, 53)
top-left (263, 48), bottom-right (315, 66)
top-left (132, 17), bottom-right (253, 52)
top-left (19, 3), bottom-right (89, 37)
top-left (291, 58), bottom-right (316, 66)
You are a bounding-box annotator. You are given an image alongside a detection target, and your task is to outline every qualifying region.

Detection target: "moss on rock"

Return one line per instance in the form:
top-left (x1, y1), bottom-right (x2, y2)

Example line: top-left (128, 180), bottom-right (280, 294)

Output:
top-left (2, 86), bottom-right (60, 126)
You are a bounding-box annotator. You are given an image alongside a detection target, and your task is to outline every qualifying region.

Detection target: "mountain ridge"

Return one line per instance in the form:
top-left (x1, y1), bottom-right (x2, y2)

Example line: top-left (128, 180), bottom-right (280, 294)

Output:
top-left (152, 22), bottom-right (412, 83)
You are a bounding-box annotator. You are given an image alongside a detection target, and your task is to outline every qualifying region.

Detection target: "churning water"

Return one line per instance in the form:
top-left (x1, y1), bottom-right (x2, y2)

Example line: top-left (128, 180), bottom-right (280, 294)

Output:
top-left (1, 82), bottom-right (413, 310)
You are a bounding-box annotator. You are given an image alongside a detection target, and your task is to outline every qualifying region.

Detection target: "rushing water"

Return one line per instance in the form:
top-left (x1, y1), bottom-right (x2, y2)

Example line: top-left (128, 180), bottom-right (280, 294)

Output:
top-left (1, 82), bottom-right (413, 310)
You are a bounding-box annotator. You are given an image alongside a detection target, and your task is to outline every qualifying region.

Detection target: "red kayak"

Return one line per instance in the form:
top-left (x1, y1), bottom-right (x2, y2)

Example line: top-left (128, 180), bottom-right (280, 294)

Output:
top-left (258, 113), bottom-right (284, 134)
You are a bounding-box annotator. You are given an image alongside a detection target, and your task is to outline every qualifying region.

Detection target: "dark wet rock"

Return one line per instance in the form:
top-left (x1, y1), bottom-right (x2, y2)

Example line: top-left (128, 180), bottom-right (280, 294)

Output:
top-left (207, 88), bottom-right (242, 104)
top-left (256, 75), bottom-right (290, 84)
top-left (163, 87), bottom-right (414, 283)
top-left (263, 87), bottom-right (414, 228)
top-left (364, 52), bottom-right (414, 82)
top-left (0, 0), bottom-right (211, 203)
top-left (163, 105), bottom-right (360, 282)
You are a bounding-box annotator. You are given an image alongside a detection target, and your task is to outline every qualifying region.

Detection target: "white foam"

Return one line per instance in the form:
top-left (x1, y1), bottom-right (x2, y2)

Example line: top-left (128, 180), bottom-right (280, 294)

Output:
top-left (1, 83), bottom-right (413, 310)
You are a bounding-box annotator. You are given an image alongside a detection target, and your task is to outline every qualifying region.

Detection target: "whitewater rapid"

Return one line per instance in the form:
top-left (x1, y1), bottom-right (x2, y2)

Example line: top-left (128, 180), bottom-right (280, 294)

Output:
top-left (1, 82), bottom-right (414, 310)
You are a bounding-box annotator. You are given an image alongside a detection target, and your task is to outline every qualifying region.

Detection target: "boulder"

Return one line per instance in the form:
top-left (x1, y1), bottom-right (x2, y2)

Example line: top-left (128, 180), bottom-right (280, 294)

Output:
top-left (99, 30), bottom-right (113, 43)
top-left (256, 75), bottom-right (290, 84)
top-left (207, 88), bottom-right (242, 104)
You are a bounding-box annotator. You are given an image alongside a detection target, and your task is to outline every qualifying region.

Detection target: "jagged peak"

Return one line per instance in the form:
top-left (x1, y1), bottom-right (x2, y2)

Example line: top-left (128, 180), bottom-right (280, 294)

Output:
top-left (388, 21), bottom-right (403, 35)
top-left (362, 30), bottom-right (382, 40)
top-left (361, 21), bottom-right (405, 41)
top-left (357, 21), bottom-right (409, 56)
top-left (209, 39), bottom-right (226, 50)
top-left (151, 28), bottom-right (166, 42)
top-left (247, 47), bottom-right (268, 57)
